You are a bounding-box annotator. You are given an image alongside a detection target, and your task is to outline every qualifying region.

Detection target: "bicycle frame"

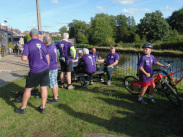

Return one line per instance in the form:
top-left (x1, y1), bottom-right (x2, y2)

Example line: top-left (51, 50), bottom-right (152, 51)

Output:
top-left (160, 69), bottom-right (183, 87)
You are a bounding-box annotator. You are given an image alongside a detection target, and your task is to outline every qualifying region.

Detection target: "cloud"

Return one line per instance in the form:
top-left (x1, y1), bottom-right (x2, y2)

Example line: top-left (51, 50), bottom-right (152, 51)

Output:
top-left (6, 17), bottom-right (12, 19)
top-left (113, 0), bottom-right (136, 5)
top-left (97, 6), bottom-right (106, 12)
top-left (85, 20), bottom-right (91, 23)
top-left (56, 21), bottom-right (70, 24)
top-left (27, 25), bottom-right (37, 28)
top-left (123, 8), bottom-right (150, 14)
top-left (43, 25), bottom-right (54, 28)
top-left (160, 6), bottom-right (174, 10)
top-left (92, 10), bottom-right (96, 13)
top-left (175, 0), bottom-right (183, 3)
top-left (52, 0), bottom-right (59, 4)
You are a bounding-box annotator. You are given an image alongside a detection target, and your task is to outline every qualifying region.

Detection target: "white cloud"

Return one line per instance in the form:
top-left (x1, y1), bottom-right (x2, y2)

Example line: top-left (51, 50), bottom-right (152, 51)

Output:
top-left (85, 20), bottom-right (91, 23)
top-left (43, 25), bottom-right (54, 28)
top-left (97, 6), bottom-right (106, 12)
top-left (123, 8), bottom-right (150, 14)
top-left (113, 0), bottom-right (136, 5)
top-left (92, 10), bottom-right (96, 13)
top-left (56, 21), bottom-right (70, 24)
top-left (27, 25), bottom-right (37, 28)
top-left (175, 0), bottom-right (183, 3)
top-left (6, 17), bottom-right (12, 19)
top-left (52, 0), bottom-right (59, 4)
top-left (160, 6), bottom-right (174, 10)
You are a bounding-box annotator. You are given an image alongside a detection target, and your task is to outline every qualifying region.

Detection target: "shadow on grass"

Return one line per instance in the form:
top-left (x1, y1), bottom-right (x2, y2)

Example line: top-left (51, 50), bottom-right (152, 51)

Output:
top-left (0, 80), bottom-right (37, 110)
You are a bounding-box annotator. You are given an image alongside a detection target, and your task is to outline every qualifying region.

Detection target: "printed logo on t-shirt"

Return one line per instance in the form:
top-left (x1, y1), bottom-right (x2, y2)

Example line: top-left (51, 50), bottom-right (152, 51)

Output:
top-left (88, 56), bottom-right (94, 65)
top-left (151, 59), bottom-right (153, 64)
top-left (36, 43), bottom-right (43, 59)
top-left (146, 60), bottom-right (149, 66)
top-left (54, 48), bottom-right (57, 62)
top-left (61, 44), bottom-right (64, 55)
top-left (111, 56), bottom-right (114, 59)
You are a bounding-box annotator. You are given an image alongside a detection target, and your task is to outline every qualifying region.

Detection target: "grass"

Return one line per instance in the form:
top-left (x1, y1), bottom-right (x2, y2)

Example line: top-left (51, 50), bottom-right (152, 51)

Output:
top-left (0, 75), bottom-right (183, 137)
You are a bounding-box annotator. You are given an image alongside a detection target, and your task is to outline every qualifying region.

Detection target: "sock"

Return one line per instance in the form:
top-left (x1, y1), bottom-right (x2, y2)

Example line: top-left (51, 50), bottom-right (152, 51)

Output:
top-left (138, 97), bottom-right (143, 101)
top-left (149, 95), bottom-right (153, 99)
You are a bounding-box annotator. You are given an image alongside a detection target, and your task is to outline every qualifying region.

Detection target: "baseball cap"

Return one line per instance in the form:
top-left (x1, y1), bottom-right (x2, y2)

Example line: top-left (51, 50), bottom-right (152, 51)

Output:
top-left (30, 28), bottom-right (38, 36)
top-left (39, 31), bottom-right (43, 35)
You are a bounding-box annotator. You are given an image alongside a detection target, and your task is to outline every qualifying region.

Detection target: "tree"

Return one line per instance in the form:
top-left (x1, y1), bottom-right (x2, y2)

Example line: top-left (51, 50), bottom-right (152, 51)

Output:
top-left (59, 26), bottom-right (68, 35)
top-left (137, 10), bottom-right (169, 42)
top-left (115, 14), bottom-right (136, 43)
top-left (90, 13), bottom-right (115, 45)
top-left (69, 20), bottom-right (90, 43)
top-left (167, 8), bottom-right (183, 34)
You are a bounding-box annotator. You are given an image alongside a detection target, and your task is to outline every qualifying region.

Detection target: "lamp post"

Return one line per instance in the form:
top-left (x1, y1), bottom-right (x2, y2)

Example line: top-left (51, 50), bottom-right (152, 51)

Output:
top-left (36, 0), bottom-right (42, 31)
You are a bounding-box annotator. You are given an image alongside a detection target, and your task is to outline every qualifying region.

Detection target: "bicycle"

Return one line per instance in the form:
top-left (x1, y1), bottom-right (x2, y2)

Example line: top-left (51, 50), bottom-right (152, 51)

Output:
top-left (124, 72), bottom-right (181, 106)
top-left (153, 60), bottom-right (183, 92)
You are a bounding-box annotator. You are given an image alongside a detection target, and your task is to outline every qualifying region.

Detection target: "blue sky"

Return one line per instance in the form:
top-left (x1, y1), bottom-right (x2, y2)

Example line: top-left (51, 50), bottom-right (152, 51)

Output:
top-left (0, 0), bottom-right (183, 33)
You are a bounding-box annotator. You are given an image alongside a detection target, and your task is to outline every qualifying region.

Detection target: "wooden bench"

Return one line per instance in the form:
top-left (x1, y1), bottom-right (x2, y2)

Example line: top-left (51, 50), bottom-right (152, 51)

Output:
top-left (74, 70), bottom-right (104, 85)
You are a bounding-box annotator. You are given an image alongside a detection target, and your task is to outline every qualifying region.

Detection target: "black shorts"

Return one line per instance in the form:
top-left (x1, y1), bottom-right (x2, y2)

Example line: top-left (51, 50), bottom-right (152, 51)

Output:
top-left (25, 68), bottom-right (50, 88)
top-left (60, 60), bottom-right (72, 72)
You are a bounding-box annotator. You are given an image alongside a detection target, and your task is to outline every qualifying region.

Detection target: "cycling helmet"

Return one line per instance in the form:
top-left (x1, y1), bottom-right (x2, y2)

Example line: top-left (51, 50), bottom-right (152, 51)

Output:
top-left (142, 42), bottom-right (153, 49)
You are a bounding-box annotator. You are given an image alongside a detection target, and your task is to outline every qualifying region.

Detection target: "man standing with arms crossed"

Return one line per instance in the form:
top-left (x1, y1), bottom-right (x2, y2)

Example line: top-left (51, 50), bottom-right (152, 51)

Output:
top-left (15, 28), bottom-right (50, 114)
top-left (43, 35), bottom-right (59, 104)
top-left (56, 33), bottom-right (76, 90)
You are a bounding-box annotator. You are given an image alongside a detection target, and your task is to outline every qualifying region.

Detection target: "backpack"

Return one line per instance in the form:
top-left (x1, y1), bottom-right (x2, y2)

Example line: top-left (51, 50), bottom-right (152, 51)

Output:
top-left (14, 91), bottom-right (24, 103)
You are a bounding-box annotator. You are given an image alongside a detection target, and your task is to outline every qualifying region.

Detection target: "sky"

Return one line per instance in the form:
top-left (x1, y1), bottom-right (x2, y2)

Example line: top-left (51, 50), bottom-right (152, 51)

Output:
top-left (0, 0), bottom-right (183, 33)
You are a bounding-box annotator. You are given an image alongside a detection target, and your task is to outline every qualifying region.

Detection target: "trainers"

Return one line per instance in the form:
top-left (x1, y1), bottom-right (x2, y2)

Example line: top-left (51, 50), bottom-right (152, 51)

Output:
top-left (48, 99), bottom-right (59, 104)
top-left (38, 106), bottom-right (46, 114)
top-left (90, 80), bottom-right (93, 85)
top-left (148, 98), bottom-right (156, 104)
top-left (101, 79), bottom-right (104, 82)
top-left (35, 92), bottom-right (41, 98)
top-left (67, 85), bottom-right (75, 90)
top-left (107, 80), bottom-right (112, 85)
top-left (83, 82), bottom-right (89, 87)
top-left (59, 83), bottom-right (65, 88)
top-left (14, 107), bottom-right (26, 114)
top-left (138, 99), bottom-right (148, 104)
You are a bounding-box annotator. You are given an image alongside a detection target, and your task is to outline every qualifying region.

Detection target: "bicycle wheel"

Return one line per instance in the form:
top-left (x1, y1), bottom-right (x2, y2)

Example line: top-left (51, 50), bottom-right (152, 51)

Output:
top-left (124, 75), bottom-right (141, 95)
top-left (162, 82), bottom-right (181, 106)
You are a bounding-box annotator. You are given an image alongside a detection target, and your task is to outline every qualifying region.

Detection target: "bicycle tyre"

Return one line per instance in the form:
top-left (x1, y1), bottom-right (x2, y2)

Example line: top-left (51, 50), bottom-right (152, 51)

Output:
top-left (162, 82), bottom-right (181, 107)
top-left (124, 75), bottom-right (141, 95)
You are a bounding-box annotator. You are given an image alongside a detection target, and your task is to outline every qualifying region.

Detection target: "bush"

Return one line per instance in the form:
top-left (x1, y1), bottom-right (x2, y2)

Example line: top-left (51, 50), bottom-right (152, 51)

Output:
top-left (8, 43), bottom-right (14, 49)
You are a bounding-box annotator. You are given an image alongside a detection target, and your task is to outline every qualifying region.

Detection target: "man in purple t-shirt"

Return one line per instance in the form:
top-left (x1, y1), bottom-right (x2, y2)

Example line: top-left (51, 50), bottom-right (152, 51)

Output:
top-left (78, 48), bottom-right (96, 87)
top-left (90, 48), bottom-right (102, 61)
top-left (15, 28), bottom-right (50, 114)
top-left (56, 33), bottom-right (76, 90)
top-left (98, 47), bottom-right (120, 85)
top-left (138, 43), bottom-right (170, 104)
top-left (43, 35), bottom-right (59, 104)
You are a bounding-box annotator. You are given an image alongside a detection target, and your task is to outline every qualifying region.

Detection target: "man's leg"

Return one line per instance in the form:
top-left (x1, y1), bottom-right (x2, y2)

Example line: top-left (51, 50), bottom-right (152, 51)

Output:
top-left (98, 65), bottom-right (105, 81)
top-left (106, 67), bottom-right (116, 80)
top-left (138, 86), bottom-right (149, 104)
top-left (60, 72), bottom-right (65, 84)
top-left (148, 83), bottom-right (156, 103)
top-left (40, 86), bottom-right (48, 108)
top-left (52, 84), bottom-right (58, 99)
top-left (21, 88), bottom-right (32, 109)
top-left (66, 72), bottom-right (71, 84)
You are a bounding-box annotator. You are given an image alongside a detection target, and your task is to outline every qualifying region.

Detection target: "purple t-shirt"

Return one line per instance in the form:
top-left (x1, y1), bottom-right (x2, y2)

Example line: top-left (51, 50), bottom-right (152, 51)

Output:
top-left (139, 54), bottom-right (158, 82)
top-left (56, 40), bottom-right (73, 61)
top-left (22, 38), bottom-right (49, 73)
top-left (106, 53), bottom-right (120, 67)
top-left (90, 52), bottom-right (101, 60)
top-left (47, 44), bottom-right (58, 70)
top-left (81, 54), bottom-right (96, 73)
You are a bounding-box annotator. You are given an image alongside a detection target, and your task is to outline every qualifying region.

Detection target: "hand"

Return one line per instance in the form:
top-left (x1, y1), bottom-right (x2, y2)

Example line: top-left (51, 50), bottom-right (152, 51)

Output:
top-left (164, 64), bottom-right (170, 67)
top-left (146, 73), bottom-right (151, 78)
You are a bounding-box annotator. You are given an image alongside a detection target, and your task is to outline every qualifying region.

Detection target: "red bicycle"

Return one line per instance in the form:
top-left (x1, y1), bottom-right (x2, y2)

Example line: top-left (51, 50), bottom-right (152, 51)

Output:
top-left (124, 72), bottom-right (181, 106)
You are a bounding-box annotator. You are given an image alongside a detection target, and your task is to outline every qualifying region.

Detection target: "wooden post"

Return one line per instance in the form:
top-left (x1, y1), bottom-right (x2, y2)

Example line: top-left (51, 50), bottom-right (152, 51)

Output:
top-left (36, 0), bottom-right (42, 31)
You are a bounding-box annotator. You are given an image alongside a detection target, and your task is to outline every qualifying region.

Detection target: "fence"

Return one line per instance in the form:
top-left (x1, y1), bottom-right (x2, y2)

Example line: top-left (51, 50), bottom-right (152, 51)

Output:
top-left (97, 50), bottom-right (183, 89)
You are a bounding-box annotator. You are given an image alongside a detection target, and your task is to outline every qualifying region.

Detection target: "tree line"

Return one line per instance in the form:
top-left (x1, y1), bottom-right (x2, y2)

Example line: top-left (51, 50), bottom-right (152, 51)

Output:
top-left (58, 8), bottom-right (183, 48)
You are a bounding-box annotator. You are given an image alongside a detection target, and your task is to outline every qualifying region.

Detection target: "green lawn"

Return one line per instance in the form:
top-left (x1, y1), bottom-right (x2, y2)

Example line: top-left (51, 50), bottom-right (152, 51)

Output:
top-left (0, 75), bottom-right (183, 137)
